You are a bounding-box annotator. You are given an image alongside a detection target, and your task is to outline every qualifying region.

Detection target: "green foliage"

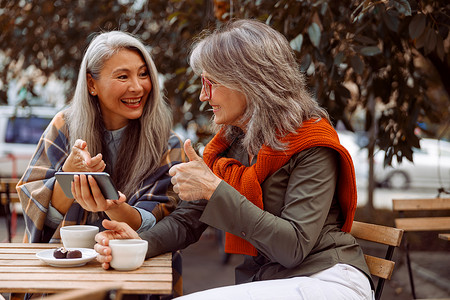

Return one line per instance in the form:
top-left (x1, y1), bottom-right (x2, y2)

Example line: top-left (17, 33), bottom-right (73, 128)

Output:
top-left (0, 0), bottom-right (129, 84)
top-left (0, 0), bottom-right (449, 165)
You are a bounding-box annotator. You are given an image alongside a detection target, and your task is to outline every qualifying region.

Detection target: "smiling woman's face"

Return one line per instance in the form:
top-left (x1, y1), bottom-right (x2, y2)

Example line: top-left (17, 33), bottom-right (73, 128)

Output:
top-left (199, 73), bottom-right (247, 129)
top-left (88, 49), bottom-right (152, 130)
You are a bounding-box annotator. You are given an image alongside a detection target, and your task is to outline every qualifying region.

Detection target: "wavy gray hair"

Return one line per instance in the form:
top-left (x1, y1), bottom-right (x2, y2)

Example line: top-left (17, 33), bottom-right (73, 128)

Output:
top-left (65, 31), bottom-right (172, 197)
top-left (190, 19), bottom-right (329, 154)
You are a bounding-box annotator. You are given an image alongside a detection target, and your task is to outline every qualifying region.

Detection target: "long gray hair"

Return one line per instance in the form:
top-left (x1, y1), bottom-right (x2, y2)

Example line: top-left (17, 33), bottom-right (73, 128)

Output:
top-left (190, 19), bottom-right (329, 154)
top-left (65, 31), bottom-right (172, 197)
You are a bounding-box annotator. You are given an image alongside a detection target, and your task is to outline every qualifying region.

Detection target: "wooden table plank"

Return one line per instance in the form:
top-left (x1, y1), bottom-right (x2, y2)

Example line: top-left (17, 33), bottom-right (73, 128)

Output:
top-left (0, 259), bottom-right (59, 266)
top-left (0, 253), bottom-right (47, 259)
top-left (0, 256), bottom-right (170, 267)
top-left (395, 217), bottom-right (450, 231)
top-left (0, 281), bottom-right (172, 294)
top-left (0, 248), bottom-right (55, 254)
top-left (0, 272), bottom-right (172, 281)
top-left (0, 243), bottom-right (60, 249)
top-left (0, 266), bottom-right (172, 274)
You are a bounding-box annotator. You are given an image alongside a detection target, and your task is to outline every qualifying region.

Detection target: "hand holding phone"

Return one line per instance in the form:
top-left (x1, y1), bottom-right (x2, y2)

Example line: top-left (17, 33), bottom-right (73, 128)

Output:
top-left (55, 172), bottom-right (119, 200)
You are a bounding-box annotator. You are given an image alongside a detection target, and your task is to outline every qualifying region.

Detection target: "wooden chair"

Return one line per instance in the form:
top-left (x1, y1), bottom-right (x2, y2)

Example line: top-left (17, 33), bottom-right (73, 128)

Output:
top-left (392, 197), bottom-right (450, 299)
top-left (350, 221), bottom-right (404, 300)
top-left (0, 178), bottom-right (20, 242)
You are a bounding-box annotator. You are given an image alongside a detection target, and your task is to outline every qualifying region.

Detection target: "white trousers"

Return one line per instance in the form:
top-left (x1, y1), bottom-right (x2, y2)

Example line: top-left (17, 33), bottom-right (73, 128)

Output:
top-left (176, 264), bottom-right (375, 300)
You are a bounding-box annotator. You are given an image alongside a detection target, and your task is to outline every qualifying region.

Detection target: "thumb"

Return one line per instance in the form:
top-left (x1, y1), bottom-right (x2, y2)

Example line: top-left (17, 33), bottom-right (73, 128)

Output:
top-left (74, 139), bottom-right (87, 150)
top-left (114, 191), bottom-right (127, 204)
top-left (102, 219), bottom-right (121, 231)
top-left (184, 139), bottom-right (201, 162)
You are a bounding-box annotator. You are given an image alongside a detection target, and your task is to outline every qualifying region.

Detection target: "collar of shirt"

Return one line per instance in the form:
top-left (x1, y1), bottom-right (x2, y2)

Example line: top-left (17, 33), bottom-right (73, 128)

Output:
top-left (104, 125), bottom-right (127, 171)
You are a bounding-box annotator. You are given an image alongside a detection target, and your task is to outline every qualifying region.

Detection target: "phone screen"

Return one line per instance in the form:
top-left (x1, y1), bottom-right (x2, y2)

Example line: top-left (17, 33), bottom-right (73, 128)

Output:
top-left (55, 172), bottom-right (119, 200)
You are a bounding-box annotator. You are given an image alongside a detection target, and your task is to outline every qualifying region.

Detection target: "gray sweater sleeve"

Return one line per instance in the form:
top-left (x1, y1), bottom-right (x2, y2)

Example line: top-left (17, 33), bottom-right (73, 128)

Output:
top-left (199, 147), bottom-right (339, 268)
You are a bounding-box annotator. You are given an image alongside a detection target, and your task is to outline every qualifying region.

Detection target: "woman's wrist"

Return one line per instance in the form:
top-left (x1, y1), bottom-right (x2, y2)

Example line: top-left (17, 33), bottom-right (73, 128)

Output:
top-left (105, 202), bottom-right (141, 230)
top-left (105, 200), bottom-right (127, 214)
top-left (205, 177), bottom-right (222, 200)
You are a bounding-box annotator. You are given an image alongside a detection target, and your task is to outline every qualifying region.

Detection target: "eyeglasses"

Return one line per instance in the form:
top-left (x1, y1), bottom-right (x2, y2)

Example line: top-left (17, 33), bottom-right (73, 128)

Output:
top-left (201, 75), bottom-right (217, 100)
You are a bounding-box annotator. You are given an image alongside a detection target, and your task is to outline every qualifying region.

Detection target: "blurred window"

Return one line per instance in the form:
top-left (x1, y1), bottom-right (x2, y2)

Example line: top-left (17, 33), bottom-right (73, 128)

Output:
top-left (5, 116), bottom-right (51, 144)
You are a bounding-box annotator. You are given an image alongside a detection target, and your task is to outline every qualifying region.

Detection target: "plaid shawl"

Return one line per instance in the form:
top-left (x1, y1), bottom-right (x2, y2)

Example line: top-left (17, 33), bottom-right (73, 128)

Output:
top-left (203, 118), bottom-right (357, 256)
top-left (17, 111), bottom-right (184, 243)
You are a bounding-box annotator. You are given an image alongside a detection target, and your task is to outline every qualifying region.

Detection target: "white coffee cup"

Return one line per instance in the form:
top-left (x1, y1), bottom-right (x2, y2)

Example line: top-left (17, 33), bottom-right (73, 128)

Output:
top-left (60, 225), bottom-right (99, 249)
top-left (109, 239), bottom-right (148, 271)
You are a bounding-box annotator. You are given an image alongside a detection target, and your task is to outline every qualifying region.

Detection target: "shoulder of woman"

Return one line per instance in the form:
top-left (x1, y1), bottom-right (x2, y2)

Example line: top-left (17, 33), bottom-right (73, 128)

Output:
top-left (50, 110), bottom-right (67, 130)
top-left (168, 131), bottom-right (184, 148)
top-left (166, 131), bottom-right (186, 163)
top-left (290, 146), bottom-right (338, 167)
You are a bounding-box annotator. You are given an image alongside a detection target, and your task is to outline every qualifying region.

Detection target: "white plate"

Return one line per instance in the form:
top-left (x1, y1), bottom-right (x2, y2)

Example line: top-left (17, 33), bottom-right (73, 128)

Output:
top-left (36, 248), bottom-right (97, 267)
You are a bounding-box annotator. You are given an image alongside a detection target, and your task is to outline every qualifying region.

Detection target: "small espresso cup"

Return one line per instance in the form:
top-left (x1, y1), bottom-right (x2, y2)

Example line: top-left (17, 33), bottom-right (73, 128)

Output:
top-left (109, 239), bottom-right (148, 271)
top-left (60, 225), bottom-right (99, 249)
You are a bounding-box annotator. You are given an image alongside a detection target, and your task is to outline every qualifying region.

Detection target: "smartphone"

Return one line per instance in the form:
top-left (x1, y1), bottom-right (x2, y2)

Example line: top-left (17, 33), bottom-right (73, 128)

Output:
top-left (55, 172), bottom-right (119, 200)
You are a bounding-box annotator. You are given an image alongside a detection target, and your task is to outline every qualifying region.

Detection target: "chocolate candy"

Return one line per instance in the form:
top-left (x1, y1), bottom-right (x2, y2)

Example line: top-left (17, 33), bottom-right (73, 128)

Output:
top-left (53, 247), bottom-right (68, 259)
top-left (53, 247), bottom-right (82, 259)
top-left (67, 249), bottom-right (82, 259)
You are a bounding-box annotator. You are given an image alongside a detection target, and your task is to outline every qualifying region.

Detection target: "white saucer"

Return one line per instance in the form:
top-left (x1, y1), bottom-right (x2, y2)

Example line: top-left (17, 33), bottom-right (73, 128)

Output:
top-left (36, 248), bottom-right (97, 267)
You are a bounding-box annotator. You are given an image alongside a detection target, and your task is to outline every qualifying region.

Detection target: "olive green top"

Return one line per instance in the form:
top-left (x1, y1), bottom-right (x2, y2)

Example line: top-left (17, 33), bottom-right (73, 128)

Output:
top-left (141, 142), bottom-right (373, 288)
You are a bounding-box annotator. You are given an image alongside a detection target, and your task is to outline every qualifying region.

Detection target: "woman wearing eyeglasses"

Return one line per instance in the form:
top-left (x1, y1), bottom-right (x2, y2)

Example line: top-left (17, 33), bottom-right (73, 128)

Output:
top-left (95, 19), bottom-right (374, 299)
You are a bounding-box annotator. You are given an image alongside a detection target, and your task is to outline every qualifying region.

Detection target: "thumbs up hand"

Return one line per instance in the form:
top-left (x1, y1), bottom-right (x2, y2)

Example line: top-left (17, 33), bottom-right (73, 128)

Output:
top-left (169, 139), bottom-right (222, 201)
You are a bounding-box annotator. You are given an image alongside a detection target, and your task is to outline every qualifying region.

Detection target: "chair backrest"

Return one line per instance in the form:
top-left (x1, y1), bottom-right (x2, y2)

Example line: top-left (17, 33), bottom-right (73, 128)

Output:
top-left (350, 221), bottom-right (404, 300)
top-left (0, 178), bottom-right (20, 205)
top-left (392, 198), bottom-right (450, 231)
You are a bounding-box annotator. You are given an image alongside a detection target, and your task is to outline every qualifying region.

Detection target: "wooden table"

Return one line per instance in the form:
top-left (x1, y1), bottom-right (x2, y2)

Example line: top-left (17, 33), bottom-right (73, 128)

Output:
top-left (438, 233), bottom-right (450, 241)
top-left (0, 243), bottom-right (172, 296)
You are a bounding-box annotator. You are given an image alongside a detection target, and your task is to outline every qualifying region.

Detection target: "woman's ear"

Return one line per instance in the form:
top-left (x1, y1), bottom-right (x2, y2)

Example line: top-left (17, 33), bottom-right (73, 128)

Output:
top-left (87, 74), bottom-right (97, 96)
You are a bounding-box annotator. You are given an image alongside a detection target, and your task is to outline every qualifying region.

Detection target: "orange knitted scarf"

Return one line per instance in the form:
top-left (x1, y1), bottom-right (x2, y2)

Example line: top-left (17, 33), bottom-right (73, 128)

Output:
top-left (203, 118), bottom-right (357, 256)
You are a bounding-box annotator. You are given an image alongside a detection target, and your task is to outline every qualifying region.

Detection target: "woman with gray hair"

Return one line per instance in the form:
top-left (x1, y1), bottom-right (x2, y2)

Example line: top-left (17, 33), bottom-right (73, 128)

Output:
top-left (17, 31), bottom-right (183, 245)
top-left (95, 20), bottom-right (374, 299)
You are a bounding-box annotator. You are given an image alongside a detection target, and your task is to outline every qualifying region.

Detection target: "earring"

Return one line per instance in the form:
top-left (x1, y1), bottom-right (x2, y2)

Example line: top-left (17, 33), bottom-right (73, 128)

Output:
top-left (91, 91), bottom-right (94, 94)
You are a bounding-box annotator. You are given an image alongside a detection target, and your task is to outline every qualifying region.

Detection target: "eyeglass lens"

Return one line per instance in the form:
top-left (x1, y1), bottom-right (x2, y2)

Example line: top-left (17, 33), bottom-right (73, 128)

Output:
top-left (201, 76), bottom-right (212, 99)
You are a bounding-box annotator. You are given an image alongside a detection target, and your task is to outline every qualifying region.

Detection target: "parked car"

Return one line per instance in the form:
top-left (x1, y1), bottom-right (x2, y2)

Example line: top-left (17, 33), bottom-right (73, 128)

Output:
top-left (374, 138), bottom-right (450, 190)
top-left (0, 105), bottom-right (60, 178)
